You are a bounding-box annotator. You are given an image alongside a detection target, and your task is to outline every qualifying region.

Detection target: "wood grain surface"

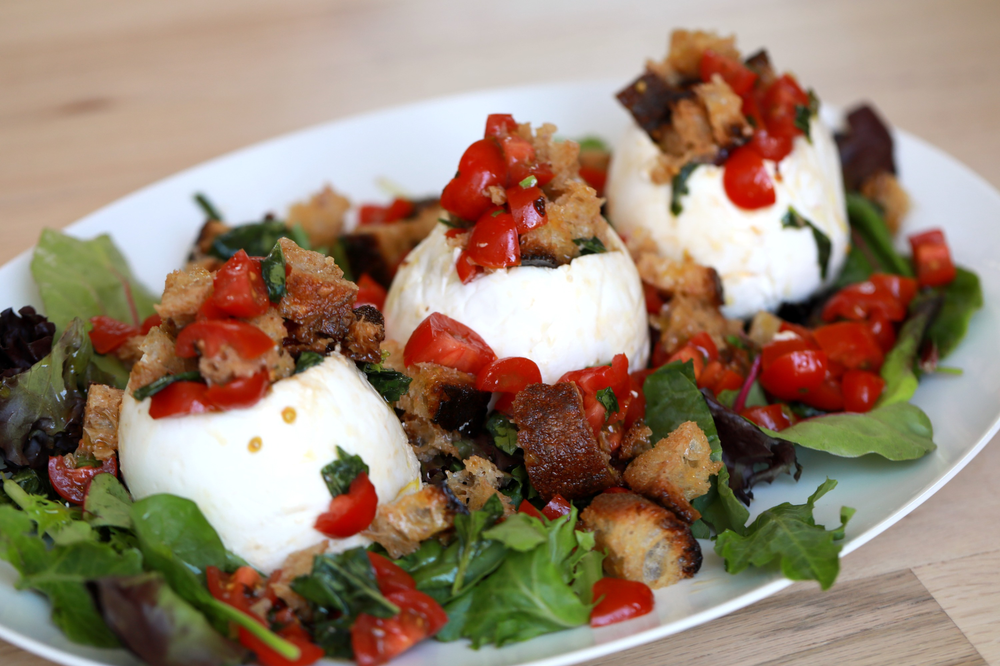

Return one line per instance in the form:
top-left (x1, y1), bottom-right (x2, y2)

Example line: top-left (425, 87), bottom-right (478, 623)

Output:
top-left (1, 1), bottom-right (998, 664)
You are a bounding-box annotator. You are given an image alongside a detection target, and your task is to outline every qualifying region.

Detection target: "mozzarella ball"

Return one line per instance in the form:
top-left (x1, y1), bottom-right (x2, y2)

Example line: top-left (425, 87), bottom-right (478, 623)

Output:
top-left (118, 353), bottom-right (420, 573)
top-left (383, 225), bottom-right (649, 383)
top-left (606, 119), bottom-right (849, 319)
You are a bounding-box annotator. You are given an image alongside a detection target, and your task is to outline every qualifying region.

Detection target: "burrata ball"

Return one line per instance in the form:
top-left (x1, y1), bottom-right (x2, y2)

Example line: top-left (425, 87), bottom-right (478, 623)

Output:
top-left (118, 353), bottom-right (420, 573)
top-left (606, 119), bottom-right (848, 319)
top-left (383, 224), bottom-right (649, 383)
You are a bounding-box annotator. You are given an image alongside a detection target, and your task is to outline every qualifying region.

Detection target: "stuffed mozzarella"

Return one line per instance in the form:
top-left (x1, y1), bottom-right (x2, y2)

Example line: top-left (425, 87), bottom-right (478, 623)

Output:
top-left (119, 353), bottom-right (419, 573)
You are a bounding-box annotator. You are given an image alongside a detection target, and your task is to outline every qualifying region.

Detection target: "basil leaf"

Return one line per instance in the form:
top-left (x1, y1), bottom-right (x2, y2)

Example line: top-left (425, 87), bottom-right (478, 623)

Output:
top-left (670, 162), bottom-right (699, 216)
top-left (260, 241), bottom-right (287, 303)
top-left (794, 104), bottom-right (812, 141)
top-left (781, 207), bottom-right (831, 280)
top-left (361, 364), bottom-right (411, 403)
top-left (294, 351), bottom-right (324, 375)
top-left (485, 411), bottom-right (519, 455)
top-left (83, 473), bottom-right (133, 530)
top-left (573, 237), bottom-right (607, 256)
top-left (193, 193), bottom-right (224, 221)
top-left (208, 221), bottom-right (292, 260)
top-left (926, 266), bottom-right (982, 359)
top-left (321, 447), bottom-right (369, 498)
top-left (595, 387), bottom-right (619, 421)
top-left (714, 478), bottom-right (853, 590)
top-left (132, 371), bottom-right (203, 401)
top-left (292, 547), bottom-right (399, 619)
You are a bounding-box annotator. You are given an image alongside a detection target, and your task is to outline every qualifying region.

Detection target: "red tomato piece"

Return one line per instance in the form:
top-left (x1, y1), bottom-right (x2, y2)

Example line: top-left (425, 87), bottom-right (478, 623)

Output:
top-left (140, 313), bottom-right (163, 334)
top-left (821, 277), bottom-right (908, 323)
top-left (88, 316), bottom-right (140, 354)
top-left (778, 321), bottom-right (816, 343)
top-left (205, 371), bottom-right (270, 411)
top-left (517, 499), bottom-right (544, 520)
top-left (466, 210), bottom-right (520, 269)
top-left (403, 312), bottom-right (497, 375)
top-left (485, 113), bottom-right (518, 138)
top-left (149, 381), bottom-right (214, 419)
top-left (455, 250), bottom-right (481, 284)
top-left (667, 345), bottom-right (705, 381)
top-left (712, 369), bottom-right (746, 394)
top-left (558, 354), bottom-right (632, 433)
top-left (355, 273), bottom-right (388, 311)
top-left (359, 198), bottom-right (415, 225)
top-left (760, 74), bottom-right (810, 138)
top-left (869, 274), bottom-right (918, 309)
top-left (643, 282), bottom-right (665, 314)
top-left (759, 350), bottom-right (828, 401)
top-left (578, 165), bottom-right (608, 196)
top-left (867, 312), bottom-right (897, 353)
top-left (49, 456), bottom-right (117, 505)
top-left (506, 185), bottom-right (548, 234)
top-left (748, 126), bottom-right (794, 162)
top-left (723, 145), bottom-right (776, 210)
top-left (243, 630), bottom-right (324, 666)
top-left (687, 331), bottom-right (719, 362)
top-left (624, 369), bottom-right (652, 430)
top-left (700, 49), bottom-right (757, 95)
top-left (798, 374), bottom-right (845, 412)
top-left (314, 472), bottom-right (379, 539)
top-left (910, 232), bottom-right (957, 287)
top-left (602, 486), bottom-right (631, 494)
top-left (542, 494), bottom-right (572, 521)
top-left (590, 578), bottom-right (655, 627)
top-left (697, 360), bottom-right (725, 391)
top-left (351, 589), bottom-right (449, 666)
top-left (175, 320), bottom-right (276, 360)
top-left (740, 404), bottom-right (792, 432)
top-left (211, 249), bottom-right (270, 318)
top-left (813, 321), bottom-right (885, 372)
top-left (440, 139), bottom-right (508, 221)
top-left (842, 370), bottom-right (886, 413)
top-left (368, 552), bottom-right (416, 595)
top-left (476, 356), bottom-right (542, 394)
top-left (761, 336), bottom-right (818, 370)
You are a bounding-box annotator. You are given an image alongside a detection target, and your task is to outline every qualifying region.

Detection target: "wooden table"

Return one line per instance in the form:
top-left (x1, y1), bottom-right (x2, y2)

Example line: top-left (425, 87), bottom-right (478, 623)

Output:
top-left (1, 1), bottom-right (998, 664)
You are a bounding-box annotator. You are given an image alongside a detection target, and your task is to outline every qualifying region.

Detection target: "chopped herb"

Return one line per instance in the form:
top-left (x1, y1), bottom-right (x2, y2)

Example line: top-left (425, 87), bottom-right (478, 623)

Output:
top-left (321, 446), bottom-right (369, 498)
top-left (794, 105), bottom-right (812, 141)
top-left (725, 334), bottom-right (749, 351)
top-left (73, 453), bottom-right (102, 469)
top-left (208, 221), bottom-right (291, 260)
top-left (361, 363), bottom-right (412, 403)
top-left (193, 193), bottom-right (224, 221)
top-left (576, 136), bottom-right (608, 152)
top-left (781, 207), bottom-right (832, 279)
top-left (573, 237), bottom-right (606, 256)
top-left (132, 371), bottom-right (203, 401)
top-left (519, 175), bottom-right (538, 189)
top-left (595, 387), bottom-right (619, 421)
top-left (438, 217), bottom-right (459, 229)
top-left (670, 163), bottom-right (699, 216)
top-left (260, 241), bottom-right (287, 303)
top-left (294, 351), bottom-right (324, 375)
top-left (491, 210), bottom-right (503, 218)
top-left (485, 412), bottom-right (519, 455)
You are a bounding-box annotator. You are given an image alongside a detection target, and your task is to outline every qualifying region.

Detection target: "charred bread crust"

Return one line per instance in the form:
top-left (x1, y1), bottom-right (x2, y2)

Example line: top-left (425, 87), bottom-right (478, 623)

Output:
top-left (581, 491), bottom-right (701, 589)
top-left (362, 485), bottom-right (456, 558)
top-left (343, 305), bottom-right (386, 364)
top-left (510, 382), bottom-right (620, 501)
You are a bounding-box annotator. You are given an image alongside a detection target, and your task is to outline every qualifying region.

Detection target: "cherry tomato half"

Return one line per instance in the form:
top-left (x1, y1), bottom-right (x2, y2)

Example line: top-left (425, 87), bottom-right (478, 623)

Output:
top-left (506, 185), bottom-right (548, 234)
top-left (88, 316), bottom-right (140, 354)
top-left (759, 350), bottom-right (828, 401)
top-left (403, 312), bottom-right (497, 375)
top-left (440, 139), bottom-right (507, 222)
top-left (140, 313), bottom-right (163, 334)
top-left (700, 49), bottom-right (757, 95)
top-left (368, 552), bottom-right (416, 596)
top-left (355, 273), bottom-right (388, 311)
top-left (149, 372), bottom-right (270, 418)
top-left (485, 113), bottom-right (517, 138)
top-left (723, 145), bottom-right (776, 210)
top-left (314, 471), bottom-right (379, 539)
top-left (204, 371), bottom-right (270, 411)
top-left (687, 331), bottom-right (719, 362)
top-left (359, 198), bottom-right (414, 225)
top-left (558, 354), bottom-right (631, 434)
top-left (466, 210), bottom-right (520, 269)
top-left (842, 369), bottom-right (885, 413)
top-left (476, 356), bottom-right (542, 412)
top-left (798, 374), bottom-right (845, 412)
top-left (351, 589), bottom-right (448, 666)
top-left (49, 457), bottom-right (117, 505)
top-left (211, 249), bottom-right (270, 318)
top-left (821, 274), bottom-right (912, 323)
top-left (813, 321), bottom-right (885, 372)
top-left (542, 494), bottom-right (572, 521)
top-left (590, 578), bottom-right (655, 627)
top-left (517, 499), bottom-right (544, 520)
top-left (175, 320), bottom-right (276, 360)
top-left (740, 404), bottom-right (792, 432)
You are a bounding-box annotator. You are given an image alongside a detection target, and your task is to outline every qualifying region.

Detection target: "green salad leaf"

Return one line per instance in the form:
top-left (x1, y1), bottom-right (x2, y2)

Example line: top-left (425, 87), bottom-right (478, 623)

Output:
top-left (292, 547), bottom-right (399, 619)
top-left (879, 292), bottom-right (942, 406)
top-left (845, 193), bottom-right (913, 277)
top-left (208, 221), bottom-right (293, 260)
top-left (294, 351), bottom-right (324, 375)
top-left (926, 266), bottom-right (982, 359)
top-left (321, 446), bottom-right (369, 498)
top-left (2, 479), bottom-right (92, 545)
top-left (260, 240), bottom-right (287, 303)
top-left (714, 479), bottom-right (853, 590)
top-left (573, 237), bottom-right (607, 256)
top-left (485, 411), bottom-right (519, 455)
top-left (83, 473), bottom-right (133, 530)
top-left (643, 360), bottom-right (720, 458)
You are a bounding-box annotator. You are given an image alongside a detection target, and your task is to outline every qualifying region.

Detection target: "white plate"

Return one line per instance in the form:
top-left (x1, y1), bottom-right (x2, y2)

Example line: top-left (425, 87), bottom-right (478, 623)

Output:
top-left (1, 80), bottom-right (999, 666)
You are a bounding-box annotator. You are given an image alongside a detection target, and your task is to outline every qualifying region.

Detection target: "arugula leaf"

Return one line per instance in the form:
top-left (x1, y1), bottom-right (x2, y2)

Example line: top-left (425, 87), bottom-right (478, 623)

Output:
top-left (451, 494), bottom-right (506, 598)
top-left (294, 351), bottom-right (324, 374)
top-left (846, 194), bottom-right (913, 277)
top-left (691, 466), bottom-right (749, 537)
top-left (926, 266), bottom-right (982, 359)
top-left (573, 237), bottom-right (607, 256)
top-left (485, 411), bottom-right (519, 455)
top-left (643, 360), bottom-right (721, 459)
top-left (30, 229), bottom-right (157, 334)
top-left (768, 402), bottom-right (936, 460)
top-left (361, 364), bottom-right (411, 403)
top-left (595, 387), bottom-right (619, 421)
top-left (292, 547), bottom-right (399, 619)
top-left (2, 479), bottom-right (92, 545)
top-left (879, 291), bottom-right (942, 406)
top-left (93, 572), bottom-right (246, 666)
top-left (193, 193), bottom-right (225, 221)
top-left (714, 478), bottom-right (853, 590)
top-left (482, 511), bottom-right (547, 552)
top-left (132, 371), bottom-right (203, 401)
top-left (670, 162), bottom-right (699, 216)
top-left (781, 207), bottom-right (832, 280)
top-left (208, 221), bottom-right (293, 261)
top-left (83, 473), bottom-right (133, 530)
top-left (260, 241), bottom-right (287, 303)
top-left (321, 446), bottom-right (369, 498)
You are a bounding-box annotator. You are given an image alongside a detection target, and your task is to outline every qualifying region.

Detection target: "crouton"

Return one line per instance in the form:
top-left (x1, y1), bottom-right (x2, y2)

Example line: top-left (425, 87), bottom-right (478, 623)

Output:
top-left (581, 491), bottom-right (701, 589)
top-left (286, 185), bottom-right (350, 250)
top-left (398, 362), bottom-right (489, 437)
top-left (860, 171), bottom-right (909, 235)
top-left (667, 29), bottom-right (740, 80)
top-left (652, 294), bottom-right (743, 356)
top-left (446, 455), bottom-right (515, 514)
top-left (510, 382), bottom-right (620, 501)
top-left (77, 385), bottom-right (124, 461)
top-left (156, 266), bottom-right (214, 328)
top-left (695, 76), bottom-right (753, 147)
top-left (619, 421), bottom-right (653, 461)
top-left (342, 305), bottom-right (385, 365)
top-left (362, 485), bottom-right (457, 558)
top-left (635, 253), bottom-right (724, 304)
top-left (341, 204), bottom-right (441, 287)
top-left (128, 326), bottom-right (196, 390)
top-left (277, 238), bottom-right (358, 348)
top-left (402, 417), bottom-right (462, 461)
top-left (624, 421), bottom-right (721, 523)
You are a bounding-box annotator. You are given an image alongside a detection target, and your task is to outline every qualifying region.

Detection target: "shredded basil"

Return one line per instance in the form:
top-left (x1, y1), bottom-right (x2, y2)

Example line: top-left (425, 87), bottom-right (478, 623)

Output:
top-left (595, 387), bottom-right (619, 421)
top-left (670, 162), bottom-right (700, 216)
top-left (573, 237), bottom-right (606, 256)
top-left (781, 207), bottom-right (832, 279)
top-left (208, 221), bottom-right (291, 260)
top-left (519, 175), bottom-right (538, 189)
top-left (132, 371), bottom-right (203, 401)
top-left (321, 447), bottom-right (370, 498)
top-left (295, 351), bottom-right (324, 375)
top-left (361, 363), bottom-right (411, 403)
top-left (485, 412), bottom-right (519, 455)
top-left (193, 193), bottom-right (224, 221)
top-left (261, 241), bottom-right (287, 303)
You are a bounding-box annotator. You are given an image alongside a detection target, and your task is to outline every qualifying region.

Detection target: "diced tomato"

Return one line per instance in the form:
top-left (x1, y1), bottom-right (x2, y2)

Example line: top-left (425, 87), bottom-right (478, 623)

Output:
top-left (700, 49), bottom-right (757, 96)
top-left (759, 350), bottom-right (828, 401)
top-left (578, 165), bottom-right (608, 196)
top-left (403, 312), bottom-right (497, 375)
top-left (506, 185), bottom-right (548, 234)
top-left (821, 275), bottom-right (910, 323)
top-left (148, 381), bottom-right (214, 418)
top-left (723, 145), bottom-right (776, 210)
top-left (440, 139), bottom-right (508, 222)
top-left (455, 250), bottom-right (480, 284)
top-left (476, 356), bottom-right (541, 411)
top-left (778, 321), bottom-right (816, 343)
top-left (355, 273), bottom-right (388, 311)
top-left (206, 565), bottom-right (259, 615)
top-left (813, 322), bottom-right (885, 372)
top-left (697, 360), bottom-right (725, 391)
top-left (351, 589), bottom-right (448, 666)
top-left (175, 320), bottom-right (276, 360)
top-left (243, 629), bottom-right (324, 666)
top-left (314, 471), bottom-right (379, 539)
top-left (542, 494), bottom-right (572, 521)
top-left (870, 274), bottom-right (918, 309)
top-left (624, 369), bottom-right (652, 430)
top-left (558, 354), bottom-right (632, 434)
top-left (643, 282), bottom-right (665, 314)
top-left (140, 313), bottom-right (163, 334)
top-left (748, 127), bottom-right (794, 162)
top-left (517, 499), bottom-right (544, 520)
top-left (466, 210), bottom-right (520, 269)
top-left (713, 369), bottom-right (745, 393)
top-left (359, 198), bottom-right (414, 225)
top-left (590, 578), bottom-right (655, 627)
top-left (842, 370), bottom-right (885, 413)
top-left (49, 456), bottom-right (117, 505)
top-left (367, 552), bottom-right (416, 595)
top-left (867, 312), bottom-right (897, 353)
top-left (909, 229), bottom-right (957, 287)
top-left (205, 371), bottom-right (270, 411)
top-left (798, 374), bottom-right (845, 412)
top-left (740, 404), bottom-right (792, 431)
top-left (211, 249), bottom-right (270, 318)
top-left (485, 113), bottom-right (518, 138)
top-left (88, 316), bottom-right (140, 354)
top-left (687, 331), bottom-right (719, 362)
top-left (760, 74), bottom-right (810, 139)
top-left (761, 336), bottom-right (818, 370)
top-left (667, 345), bottom-right (705, 380)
